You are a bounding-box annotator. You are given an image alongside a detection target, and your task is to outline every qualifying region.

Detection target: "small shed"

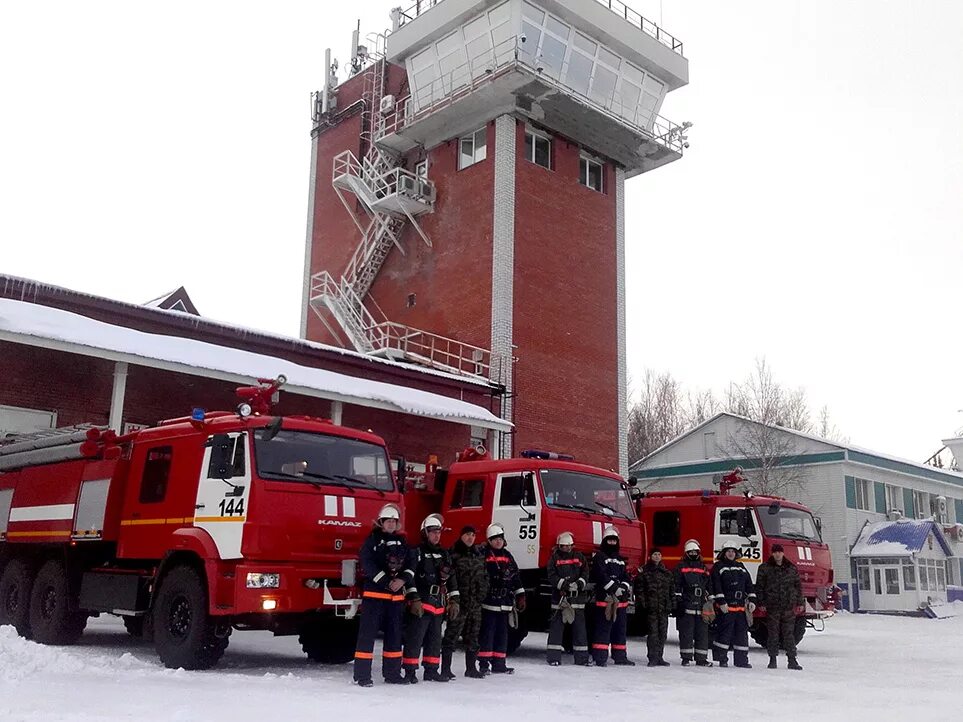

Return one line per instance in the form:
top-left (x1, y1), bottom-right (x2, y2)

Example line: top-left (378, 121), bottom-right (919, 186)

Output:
top-left (850, 519), bottom-right (955, 612)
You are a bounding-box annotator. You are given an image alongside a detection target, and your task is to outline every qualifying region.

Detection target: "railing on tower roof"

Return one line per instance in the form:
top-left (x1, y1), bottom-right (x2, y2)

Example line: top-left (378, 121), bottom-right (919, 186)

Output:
top-left (395, 0), bottom-right (684, 57)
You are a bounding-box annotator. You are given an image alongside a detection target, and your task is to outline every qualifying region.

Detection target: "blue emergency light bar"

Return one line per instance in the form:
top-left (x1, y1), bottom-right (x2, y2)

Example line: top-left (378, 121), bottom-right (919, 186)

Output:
top-left (191, 408), bottom-right (206, 421)
top-left (520, 449), bottom-right (575, 461)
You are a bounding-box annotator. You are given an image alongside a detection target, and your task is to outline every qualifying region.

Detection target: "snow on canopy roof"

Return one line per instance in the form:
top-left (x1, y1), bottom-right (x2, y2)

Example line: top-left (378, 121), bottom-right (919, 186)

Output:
top-left (850, 519), bottom-right (953, 558)
top-left (0, 298), bottom-right (511, 432)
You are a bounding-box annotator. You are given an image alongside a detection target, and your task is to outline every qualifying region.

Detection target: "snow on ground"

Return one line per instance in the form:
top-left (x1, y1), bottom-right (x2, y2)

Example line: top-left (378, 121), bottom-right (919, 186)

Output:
top-left (0, 612), bottom-right (958, 721)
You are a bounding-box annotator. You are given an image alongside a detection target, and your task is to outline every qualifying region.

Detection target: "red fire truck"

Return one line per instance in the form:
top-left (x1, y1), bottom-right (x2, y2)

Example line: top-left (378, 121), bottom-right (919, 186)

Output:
top-left (0, 377), bottom-right (399, 669)
top-left (631, 469), bottom-right (835, 647)
top-left (402, 447), bottom-right (643, 650)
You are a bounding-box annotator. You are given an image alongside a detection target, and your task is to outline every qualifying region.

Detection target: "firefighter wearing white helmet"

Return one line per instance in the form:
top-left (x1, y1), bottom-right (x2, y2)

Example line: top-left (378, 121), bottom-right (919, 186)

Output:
top-left (674, 537), bottom-right (713, 667)
top-left (353, 504), bottom-right (413, 687)
top-left (590, 523), bottom-right (635, 666)
top-left (477, 521), bottom-right (525, 675)
top-left (546, 531), bottom-right (590, 666)
top-left (401, 514), bottom-right (460, 683)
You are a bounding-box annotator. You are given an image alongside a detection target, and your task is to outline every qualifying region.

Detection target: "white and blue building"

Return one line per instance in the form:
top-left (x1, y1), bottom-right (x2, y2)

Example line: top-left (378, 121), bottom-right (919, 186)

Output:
top-left (631, 413), bottom-right (963, 612)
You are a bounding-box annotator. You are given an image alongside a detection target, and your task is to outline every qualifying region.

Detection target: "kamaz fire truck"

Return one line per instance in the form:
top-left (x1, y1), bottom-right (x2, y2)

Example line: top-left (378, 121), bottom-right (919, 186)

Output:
top-left (402, 446), bottom-right (643, 650)
top-left (630, 469), bottom-right (835, 647)
top-left (0, 377), bottom-right (399, 669)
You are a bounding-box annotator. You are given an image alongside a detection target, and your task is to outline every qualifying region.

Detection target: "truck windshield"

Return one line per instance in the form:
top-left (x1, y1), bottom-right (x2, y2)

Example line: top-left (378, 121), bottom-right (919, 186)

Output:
top-left (758, 506), bottom-right (821, 542)
top-left (540, 469), bottom-right (636, 520)
top-left (254, 429), bottom-right (394, 492)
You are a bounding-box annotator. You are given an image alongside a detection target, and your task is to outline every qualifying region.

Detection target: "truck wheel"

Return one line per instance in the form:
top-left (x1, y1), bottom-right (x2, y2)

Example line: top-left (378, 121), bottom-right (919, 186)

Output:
top-left (28, 560), bottom-right (87, 645)
top-left (0, 558), bottom-right (36, 638)
top-left (750, 618), bottom-right (808, 649)
top-left (299, 616), bottom-right (359, 664)
top-left (507, 618), bottom-right (528, 655)
top-left (793, 616), bottom-right (807, 645)
top-left (152, 566), bottom-right (230, 670)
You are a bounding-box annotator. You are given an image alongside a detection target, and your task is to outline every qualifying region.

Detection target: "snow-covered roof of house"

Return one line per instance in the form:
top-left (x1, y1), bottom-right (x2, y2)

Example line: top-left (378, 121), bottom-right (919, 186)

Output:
top-left (633, 412), bottom-right (963, 488)
top-left (0, 298), bottom-right (511, 432)
top-left (850, 519), bottom-right (953, 558)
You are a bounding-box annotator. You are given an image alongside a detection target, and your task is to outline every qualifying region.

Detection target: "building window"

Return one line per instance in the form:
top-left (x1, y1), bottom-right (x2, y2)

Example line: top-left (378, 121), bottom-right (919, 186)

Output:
top-left (902, 564), bottom-right (916, 591)
top-left (884, 568), bottom-right (900, 595)
top-left (854, 478), bottom-right (872, 512)
top-left (885, 484), bottom-right (903, 515)
top-left (139, 446), bottom-right (173, 504)
top-left (913, 490), bottom-right (930, 519)
top-left (458, 127), bottom-right (487, 169)
top-left (579, 156), bottom-right (603, 192)
top-left (652, 511), bottom-right (681, 547)
top-left (855, 560), bottom-right (871, 591)
top-left (525, 129), bottom-right (551, 169)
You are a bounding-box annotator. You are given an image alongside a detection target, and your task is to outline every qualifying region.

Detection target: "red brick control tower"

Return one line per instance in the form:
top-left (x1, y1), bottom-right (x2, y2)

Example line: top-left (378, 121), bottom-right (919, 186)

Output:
top-left (301, 0), bottom-right (689, 474)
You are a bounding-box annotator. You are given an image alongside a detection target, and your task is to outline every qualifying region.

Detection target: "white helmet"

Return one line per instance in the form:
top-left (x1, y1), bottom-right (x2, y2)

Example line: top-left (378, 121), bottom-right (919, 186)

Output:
top-left (556, 531), bottom-right (574, 546)
top-left (421, 513), bottom-right (444, 532)
top-left (602, 525), bottom-right (619, 541)
top-left (377, 504), bottom-right (401, 522)
top-left (486, 523), bottom-right (505, 540)
top-left (684, 538), bottom-right (701, 553)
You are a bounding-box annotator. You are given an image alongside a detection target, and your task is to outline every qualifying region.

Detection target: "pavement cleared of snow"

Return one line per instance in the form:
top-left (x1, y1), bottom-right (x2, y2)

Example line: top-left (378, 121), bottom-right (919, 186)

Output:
top-left (1, 612), bottom-right (958, 721)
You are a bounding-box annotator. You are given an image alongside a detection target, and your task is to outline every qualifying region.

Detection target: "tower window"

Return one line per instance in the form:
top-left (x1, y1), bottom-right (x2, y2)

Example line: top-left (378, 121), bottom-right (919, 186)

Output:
top-left (579, 156), bottom-right (603, 192)
top-left (458, 127), bottom-right (487, 169)
top-left (525, 129), bottom-right (551, 169)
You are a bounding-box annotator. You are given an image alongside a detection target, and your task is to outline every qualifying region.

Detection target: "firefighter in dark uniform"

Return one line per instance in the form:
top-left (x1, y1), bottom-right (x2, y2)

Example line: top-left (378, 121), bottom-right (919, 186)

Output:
top-left (590, 525), bottom-right (635, 667)
top-left (755, 543), bottom-right (805, 670)
top-left (441, 525), bottom-right (488, 679)
top-left (674, 538), bottom-right (713, 667)
top-left (546, 531), bottom-right (590, 666)
top-left (478, 523), bottom-right (526, 675)
top-left (710, 542), bottom-right (756, 668)
top-left (634, 547), bottom-right (673, 666)
top-left (354, 503), bottom-right (412, 687)
top-left (402, 514), bottom-right (459, 683)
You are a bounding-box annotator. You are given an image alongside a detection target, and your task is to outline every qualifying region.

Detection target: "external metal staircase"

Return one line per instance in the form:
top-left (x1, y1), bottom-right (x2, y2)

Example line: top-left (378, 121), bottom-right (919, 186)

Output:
top-left (310, 47), bottom-right (502, 384)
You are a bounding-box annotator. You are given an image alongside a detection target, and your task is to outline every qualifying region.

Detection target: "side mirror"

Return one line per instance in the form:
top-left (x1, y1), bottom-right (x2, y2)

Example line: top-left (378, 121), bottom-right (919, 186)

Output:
top-left (627, 476), bottom-right (639, 487)
top-left (814, 517), bottom-right (822, 532)
top-left (207, 434), bottom-right (235, 479)
top-left (768, 501), bottom-right (781, 515)
top-left (263, 416), bottom-right (283, 441)
top-left (396, 457), bottom-right (407, 494)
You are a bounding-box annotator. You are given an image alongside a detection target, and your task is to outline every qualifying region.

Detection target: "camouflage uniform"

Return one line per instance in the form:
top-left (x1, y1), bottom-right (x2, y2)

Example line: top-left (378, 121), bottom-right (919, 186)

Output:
top-left (755, 555), bottom-right (804, 665)
top-left (442, 539), bottom-right (489, 676)
top-left (634, 559), bottom-right (674, 665)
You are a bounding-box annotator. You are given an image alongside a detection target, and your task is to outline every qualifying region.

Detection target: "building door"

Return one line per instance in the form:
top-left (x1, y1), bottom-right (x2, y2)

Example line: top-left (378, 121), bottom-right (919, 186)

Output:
top-left (491, 471), bottom-right (540, 570)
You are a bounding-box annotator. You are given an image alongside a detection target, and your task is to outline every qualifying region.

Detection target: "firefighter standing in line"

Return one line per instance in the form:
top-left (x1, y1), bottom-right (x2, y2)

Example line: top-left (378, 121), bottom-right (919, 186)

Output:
top-left (546, 531), bottom-right (590, 666)
top-left (478, 523), bottom-right (526, 675)
top-left (441, 525), bottom-right (488, 679)
top-left (755, 543), bottom-right (805, 670)
top-left (709, 542), bottom-right (756, 668)
top-left (674, 538), bottom-right (713, 667)
top-left (354, 504), bottom-right (413, 687)
top-left (590, 526), bottom-right (635, 667)
top-left (634, 547), bottom-right (673, 666)
top-left (402, 514), bottom-right (460, 684)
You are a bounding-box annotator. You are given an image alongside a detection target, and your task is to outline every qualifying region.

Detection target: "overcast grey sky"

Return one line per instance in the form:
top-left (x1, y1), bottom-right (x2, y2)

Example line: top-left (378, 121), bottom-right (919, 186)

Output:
top-left (2, 1), bottom-right (961, 462)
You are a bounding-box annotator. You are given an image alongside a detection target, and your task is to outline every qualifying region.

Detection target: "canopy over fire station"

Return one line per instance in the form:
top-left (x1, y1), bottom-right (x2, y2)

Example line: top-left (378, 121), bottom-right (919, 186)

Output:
top-left (0, 298), bottom-right (511, 432)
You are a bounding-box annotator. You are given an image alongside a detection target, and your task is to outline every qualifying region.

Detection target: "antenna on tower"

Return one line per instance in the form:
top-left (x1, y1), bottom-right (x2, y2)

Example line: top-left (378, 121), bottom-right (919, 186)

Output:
top-left (350, 20), bottom-right (369, 76)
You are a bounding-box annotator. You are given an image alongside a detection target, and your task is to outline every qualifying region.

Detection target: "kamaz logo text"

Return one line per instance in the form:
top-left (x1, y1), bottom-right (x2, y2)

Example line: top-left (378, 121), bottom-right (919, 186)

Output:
top-left (318, 519), bottom-right (362, 528)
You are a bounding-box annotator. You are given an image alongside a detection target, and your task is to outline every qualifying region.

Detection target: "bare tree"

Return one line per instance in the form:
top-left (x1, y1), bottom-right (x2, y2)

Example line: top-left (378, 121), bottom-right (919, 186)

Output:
top-left (817, 405), bottom-right (850, 444)
top-left (627, 370), bottom-right (689, 463)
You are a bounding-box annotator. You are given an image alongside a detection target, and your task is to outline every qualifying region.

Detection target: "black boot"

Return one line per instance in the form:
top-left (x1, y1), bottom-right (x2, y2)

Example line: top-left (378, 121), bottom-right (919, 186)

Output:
top-left (614, 658), bottom-right (636, 666)
top-left (695, 658), bottom-right (713, 667)
top-left (788, 656), bottom-right (803, 671)
top-left (404, 668), bottom-right (419, 684)
top-left (657, 659), bottom-right (671, 666)
top-left (424, 668), bottom-right (449, 683)
top-left (441, 650), bottom-right (456, 681)
top-left (768, 655), bottom-right (778, 669)
top-left (465, 651), bottom-right (485, 678)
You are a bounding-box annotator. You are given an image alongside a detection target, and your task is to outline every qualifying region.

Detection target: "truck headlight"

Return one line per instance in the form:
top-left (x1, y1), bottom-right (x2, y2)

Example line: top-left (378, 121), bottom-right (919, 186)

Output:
top-left (246, 572), bottom-right (280, 589)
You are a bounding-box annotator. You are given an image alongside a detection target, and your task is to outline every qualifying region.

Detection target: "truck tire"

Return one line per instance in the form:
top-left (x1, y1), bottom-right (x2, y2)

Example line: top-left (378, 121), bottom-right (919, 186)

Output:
top-left (749, 617), bottom-right (808, 649)
top-left (28, 560), bottom-right (87, 645)
top-left (299, 616), bottom-right (359, 664)
top-left (0, 558), bottom-right (36, 638)
top-left (152, 566), bottom-right (230, 670)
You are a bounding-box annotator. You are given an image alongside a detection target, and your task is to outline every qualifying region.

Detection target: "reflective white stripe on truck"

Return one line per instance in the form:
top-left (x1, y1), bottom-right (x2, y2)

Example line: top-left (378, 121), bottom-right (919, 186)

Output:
top-left (9, 503), bottom-right (75, 522)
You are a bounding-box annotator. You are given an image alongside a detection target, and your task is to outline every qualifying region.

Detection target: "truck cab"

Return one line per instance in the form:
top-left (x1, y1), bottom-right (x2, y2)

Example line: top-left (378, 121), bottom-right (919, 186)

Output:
top-left (404, 450), bottom-right (642, 649)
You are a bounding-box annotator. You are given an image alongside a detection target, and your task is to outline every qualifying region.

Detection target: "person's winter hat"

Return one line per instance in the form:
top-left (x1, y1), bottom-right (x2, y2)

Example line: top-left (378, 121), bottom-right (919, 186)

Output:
top-left (649, 548), bottom-right (663, 557)
top-left (771, 544), bottom-right (785, 553)
top-left (460, 525), bottom-right (477, 536)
